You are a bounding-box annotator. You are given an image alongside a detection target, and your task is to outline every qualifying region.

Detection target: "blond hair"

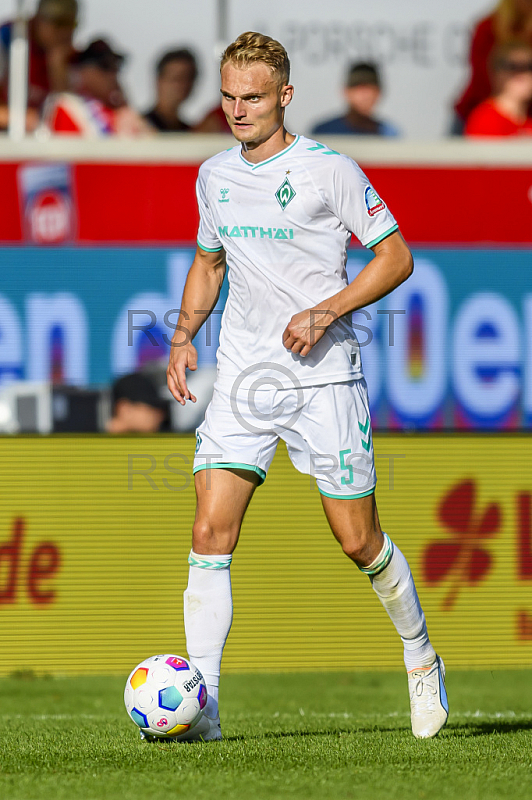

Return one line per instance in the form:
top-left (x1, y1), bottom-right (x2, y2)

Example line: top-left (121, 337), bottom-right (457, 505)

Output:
top-left (493, 0), bottom-right (532, 43)
top-left (220, 31), bottom-right (290, 87)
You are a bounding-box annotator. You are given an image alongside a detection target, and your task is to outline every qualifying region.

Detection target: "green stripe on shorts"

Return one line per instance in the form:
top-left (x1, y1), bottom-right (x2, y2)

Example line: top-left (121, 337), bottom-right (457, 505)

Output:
top-left (318, 486), bottom-right (375, 500)
top-left (193, 462), bottom-right (267, 485)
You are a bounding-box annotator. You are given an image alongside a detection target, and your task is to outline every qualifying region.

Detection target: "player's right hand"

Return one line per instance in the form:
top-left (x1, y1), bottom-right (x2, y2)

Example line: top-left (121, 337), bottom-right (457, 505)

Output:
top-left (167, 343), bottom-right (198, 405)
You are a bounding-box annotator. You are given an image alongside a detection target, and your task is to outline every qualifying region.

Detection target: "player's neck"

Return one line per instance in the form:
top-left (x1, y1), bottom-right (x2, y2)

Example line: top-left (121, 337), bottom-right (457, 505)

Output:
top-left (240, 126), bottom-right (296, 165)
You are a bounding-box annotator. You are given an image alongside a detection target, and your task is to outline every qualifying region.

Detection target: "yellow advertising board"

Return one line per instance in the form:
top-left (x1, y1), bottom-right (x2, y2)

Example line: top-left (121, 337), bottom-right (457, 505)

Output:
top-left (0, 434), bottom-right (531, 675)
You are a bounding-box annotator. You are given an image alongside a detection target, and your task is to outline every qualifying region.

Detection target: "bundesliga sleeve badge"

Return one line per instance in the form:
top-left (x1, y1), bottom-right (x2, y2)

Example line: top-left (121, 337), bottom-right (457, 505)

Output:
top-left (365, 186), bottom-right (385, 217)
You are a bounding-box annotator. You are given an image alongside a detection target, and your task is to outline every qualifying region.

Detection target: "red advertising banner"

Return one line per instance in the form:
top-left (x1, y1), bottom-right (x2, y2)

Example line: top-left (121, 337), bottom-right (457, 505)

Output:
top-left (1, 159), bottom-right (531, 245)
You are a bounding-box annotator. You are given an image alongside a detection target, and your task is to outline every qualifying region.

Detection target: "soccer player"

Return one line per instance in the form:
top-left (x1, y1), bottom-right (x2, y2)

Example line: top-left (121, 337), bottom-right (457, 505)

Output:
top-left (166, 31), bottom-right (448, 741)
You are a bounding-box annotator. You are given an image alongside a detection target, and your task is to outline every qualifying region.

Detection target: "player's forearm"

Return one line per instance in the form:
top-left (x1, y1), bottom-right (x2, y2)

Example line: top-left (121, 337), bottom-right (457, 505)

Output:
top-left (171, 250), bottom-right (226, 345)
top-left (316, 233), bottom-right (413, 320)
top-left (322, 254), bottom-right (412, 318)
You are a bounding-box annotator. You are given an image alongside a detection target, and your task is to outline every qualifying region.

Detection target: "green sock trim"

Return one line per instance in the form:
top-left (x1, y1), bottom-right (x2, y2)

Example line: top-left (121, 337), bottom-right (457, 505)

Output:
top-left (188, 551), bottom-right (232, 570)
top-left (358, 532), bottom-right (394, 576)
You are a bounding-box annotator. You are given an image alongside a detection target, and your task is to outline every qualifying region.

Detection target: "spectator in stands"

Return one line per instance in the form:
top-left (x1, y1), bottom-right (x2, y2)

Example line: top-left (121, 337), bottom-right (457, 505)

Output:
top-left (453, 0), bottom-right (532, 133)
top-left (465, 41), bottom-right (532, 136)
top-left (195, 102), bottom-right (232, 133)
top-left (106, 372), bottom-right (168, 434)
top-left (144, 48), bottom-right (198, 132)
top-left (0, 0), bottom-right (78, 132)
top-left (311, 62), bottom-right (399, 137)
top-left (43, 38), bottom-right (152, 136)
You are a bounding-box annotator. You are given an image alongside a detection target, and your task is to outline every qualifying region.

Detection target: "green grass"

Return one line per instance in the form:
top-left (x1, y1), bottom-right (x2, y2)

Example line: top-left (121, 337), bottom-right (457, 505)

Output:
top-left (1, 670), bottom-right (531, 800)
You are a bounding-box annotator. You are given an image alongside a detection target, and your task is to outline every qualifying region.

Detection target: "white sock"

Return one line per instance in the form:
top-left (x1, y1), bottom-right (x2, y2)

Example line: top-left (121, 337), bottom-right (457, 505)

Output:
top-left (360, 534), bottom-right (436, 671)
top-left (184, 551), bottom-right (233, 718)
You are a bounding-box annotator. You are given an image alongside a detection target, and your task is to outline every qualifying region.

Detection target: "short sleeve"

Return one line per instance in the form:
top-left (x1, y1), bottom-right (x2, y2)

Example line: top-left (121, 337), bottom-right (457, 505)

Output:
top-left (196, 164), bottom-right (223, 253)
top-left (325, 155), bottom-right (398, 249)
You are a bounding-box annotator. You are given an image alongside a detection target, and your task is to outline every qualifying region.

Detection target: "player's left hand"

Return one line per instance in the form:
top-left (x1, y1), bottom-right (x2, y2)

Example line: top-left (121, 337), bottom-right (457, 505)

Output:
top-left (282, 307), bottom-right (336, 357)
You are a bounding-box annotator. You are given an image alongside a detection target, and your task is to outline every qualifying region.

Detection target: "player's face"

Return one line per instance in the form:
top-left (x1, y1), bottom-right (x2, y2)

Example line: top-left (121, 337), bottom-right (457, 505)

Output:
top-left (220, 62), bottom-right (293, 145)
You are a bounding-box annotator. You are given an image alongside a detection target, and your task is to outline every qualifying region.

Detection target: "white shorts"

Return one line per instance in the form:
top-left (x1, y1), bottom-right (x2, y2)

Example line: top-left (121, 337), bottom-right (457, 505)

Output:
top-left (193, 378), bottom-right (376, 499)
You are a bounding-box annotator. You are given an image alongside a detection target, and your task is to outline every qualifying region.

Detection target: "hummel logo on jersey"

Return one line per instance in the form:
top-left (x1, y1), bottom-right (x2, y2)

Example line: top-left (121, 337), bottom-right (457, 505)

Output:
top-left (275, 177), bottom-right (296, 210)
top-left (219, 188), bottom-right (230, 203)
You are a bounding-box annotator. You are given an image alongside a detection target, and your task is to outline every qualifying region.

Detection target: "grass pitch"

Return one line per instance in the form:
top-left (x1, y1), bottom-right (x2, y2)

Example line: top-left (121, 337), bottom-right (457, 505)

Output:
top-left (1, 669), bottom-right (531, 800)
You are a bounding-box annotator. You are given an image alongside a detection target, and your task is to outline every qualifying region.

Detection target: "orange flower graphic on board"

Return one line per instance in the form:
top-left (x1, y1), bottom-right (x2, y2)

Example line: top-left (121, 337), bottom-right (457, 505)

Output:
top-left (423, 480), bottom-right (501, 610)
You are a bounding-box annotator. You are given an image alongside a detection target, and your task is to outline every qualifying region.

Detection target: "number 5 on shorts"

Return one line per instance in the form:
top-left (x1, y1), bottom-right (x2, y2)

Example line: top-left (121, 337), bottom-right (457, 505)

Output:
top-left (339, 449), bottom-right (353, 485)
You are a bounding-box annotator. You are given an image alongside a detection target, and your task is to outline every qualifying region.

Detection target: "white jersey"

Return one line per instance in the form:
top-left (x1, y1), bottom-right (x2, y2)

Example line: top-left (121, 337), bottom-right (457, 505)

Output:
top-left (196, 134), bottom-right (398, 391)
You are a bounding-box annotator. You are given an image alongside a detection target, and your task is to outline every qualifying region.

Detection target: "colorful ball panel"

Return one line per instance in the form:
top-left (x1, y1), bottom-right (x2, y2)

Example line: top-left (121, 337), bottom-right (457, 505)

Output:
top-left (166, 656), bottom-right (189, 671)
top-left (130, 667), bottom-right (149, 690)
top-left (198, 684), bottom-right (207, 710)
top-left (159, 686), bottom-right (182, 711)
top-left (166, 723), bottom-right (190, 736)
top-left (130, 708), bottom-right (148, 729)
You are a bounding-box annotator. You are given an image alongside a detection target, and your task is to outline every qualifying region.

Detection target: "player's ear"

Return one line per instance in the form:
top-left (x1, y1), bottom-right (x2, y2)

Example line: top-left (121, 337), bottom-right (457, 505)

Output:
top-left (280, 84), bottom-right (294, 108)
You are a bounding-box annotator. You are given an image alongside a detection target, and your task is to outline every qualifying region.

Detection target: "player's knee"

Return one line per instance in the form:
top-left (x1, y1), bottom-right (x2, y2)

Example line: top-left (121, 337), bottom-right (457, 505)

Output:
top-left (340, 529), bottom-right (379, 567)
top-left (192, 517), bottom-right (237, 554)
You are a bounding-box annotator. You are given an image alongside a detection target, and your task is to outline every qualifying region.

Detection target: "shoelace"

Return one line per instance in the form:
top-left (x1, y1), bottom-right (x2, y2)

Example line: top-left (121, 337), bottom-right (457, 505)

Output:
top-left (410, 670), bottom-right (438, 716)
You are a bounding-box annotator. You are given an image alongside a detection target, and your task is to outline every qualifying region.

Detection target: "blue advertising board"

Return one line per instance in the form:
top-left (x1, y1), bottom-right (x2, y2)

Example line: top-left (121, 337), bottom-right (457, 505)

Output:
top-left (1, 246), bottom-right (530, 428)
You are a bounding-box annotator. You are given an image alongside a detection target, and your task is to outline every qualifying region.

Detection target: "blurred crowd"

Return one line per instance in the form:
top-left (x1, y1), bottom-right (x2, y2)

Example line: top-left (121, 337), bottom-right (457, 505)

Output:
top-left (1, 0), bottom-right (532, 140)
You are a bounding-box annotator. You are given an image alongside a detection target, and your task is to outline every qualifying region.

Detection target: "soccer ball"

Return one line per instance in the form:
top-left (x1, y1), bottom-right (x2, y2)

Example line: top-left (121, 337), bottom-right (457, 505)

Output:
top-left (124, 654), bottom-right (207, 739)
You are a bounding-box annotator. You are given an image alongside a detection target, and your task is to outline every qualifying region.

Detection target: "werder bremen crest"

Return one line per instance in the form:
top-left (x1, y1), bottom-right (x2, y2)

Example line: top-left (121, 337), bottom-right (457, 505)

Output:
top-left (275, 177), bottom-right (296, 210)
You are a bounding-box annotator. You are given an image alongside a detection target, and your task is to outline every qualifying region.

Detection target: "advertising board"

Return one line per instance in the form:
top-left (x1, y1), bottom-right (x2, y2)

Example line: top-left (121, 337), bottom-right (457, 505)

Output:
top-left (1, 147), bottom-right (531, 429)
top-left (1, 245), bottom-right (531, 428)
top-left (0, 434), bottom-right (530, 674)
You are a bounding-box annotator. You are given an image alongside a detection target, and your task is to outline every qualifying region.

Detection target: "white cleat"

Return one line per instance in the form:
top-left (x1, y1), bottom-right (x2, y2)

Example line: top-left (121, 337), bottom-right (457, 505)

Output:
top-left (140, 713), bottom-right (222, 743)
top-left (408, 655), bottom-right (448, 739)
top-left (173, 712), bottom-right (222, 742)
